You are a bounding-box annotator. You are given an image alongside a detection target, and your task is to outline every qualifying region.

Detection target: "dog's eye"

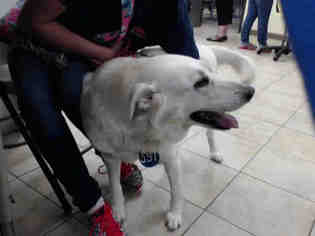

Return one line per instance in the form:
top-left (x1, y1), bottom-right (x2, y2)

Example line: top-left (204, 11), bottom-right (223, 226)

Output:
top-left (194, 77), bottom-right (209, 89)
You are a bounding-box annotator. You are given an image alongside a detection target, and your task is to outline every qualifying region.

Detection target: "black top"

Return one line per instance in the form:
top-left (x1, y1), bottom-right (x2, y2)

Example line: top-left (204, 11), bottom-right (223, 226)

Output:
top-left (57, 0), bottom-right (122, 39)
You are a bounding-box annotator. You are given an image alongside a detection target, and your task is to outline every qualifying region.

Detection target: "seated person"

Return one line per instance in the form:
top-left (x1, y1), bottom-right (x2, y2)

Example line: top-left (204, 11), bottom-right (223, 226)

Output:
top-left (7, 0), bottom-right (199, 235)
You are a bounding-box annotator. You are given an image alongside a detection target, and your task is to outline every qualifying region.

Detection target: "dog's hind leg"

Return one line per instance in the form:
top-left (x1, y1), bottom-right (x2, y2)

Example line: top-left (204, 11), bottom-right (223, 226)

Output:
top-left (100, 154), bottom-right (127, 229)
top-left (206, 129), bottom-right (223, 164)
top-left (162, 149), bottom-right (184, 231)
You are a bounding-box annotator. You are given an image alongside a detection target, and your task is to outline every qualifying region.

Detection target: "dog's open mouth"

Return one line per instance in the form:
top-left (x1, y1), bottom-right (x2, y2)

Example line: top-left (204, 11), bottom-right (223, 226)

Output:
top-left (190, 111), bottom-right (239, 130)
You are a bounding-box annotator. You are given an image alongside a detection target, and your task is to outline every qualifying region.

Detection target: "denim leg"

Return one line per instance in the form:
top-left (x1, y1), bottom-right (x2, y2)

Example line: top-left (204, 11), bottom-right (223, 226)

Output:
top-left (129, 0), bottom-right (199, 59)
top-left (158, 0), bottom-right (199, 59)
top-left (55, 59), bottom-right (92, 131)
top-left (216, 0), bottom-right (233, 25)
top-left (8, 50), bottom-right (102, 212)
top-left (256, 0), bottom-right (273, 46)
top-left (241, 0), bottom-right (258, 44)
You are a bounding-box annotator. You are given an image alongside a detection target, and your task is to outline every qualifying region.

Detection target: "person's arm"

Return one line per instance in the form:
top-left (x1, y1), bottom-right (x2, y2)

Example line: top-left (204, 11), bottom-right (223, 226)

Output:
top-left (17, 0), bottom-right (121, 62)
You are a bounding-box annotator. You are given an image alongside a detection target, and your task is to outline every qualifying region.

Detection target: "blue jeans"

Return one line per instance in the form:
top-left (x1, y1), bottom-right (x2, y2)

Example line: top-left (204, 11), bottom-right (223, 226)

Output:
top-left (241, 0), bottom-right (273, 46)
top-left (8, 0), bottom-right (198, 213)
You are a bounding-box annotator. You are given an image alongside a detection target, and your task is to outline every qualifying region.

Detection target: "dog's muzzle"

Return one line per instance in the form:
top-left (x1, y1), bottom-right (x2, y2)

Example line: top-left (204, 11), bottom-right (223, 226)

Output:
top-left (190, 111), bottom-right (239, 130)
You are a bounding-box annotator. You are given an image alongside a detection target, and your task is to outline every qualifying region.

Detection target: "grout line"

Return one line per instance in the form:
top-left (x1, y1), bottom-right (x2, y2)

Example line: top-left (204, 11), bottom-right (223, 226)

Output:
top-left (200, 114), bottom-right (286, 212)
top-left (180, 146), bottom-right (243, 173)
top-left (14, 176), bottom-right (66, 211)
top-left (284, 125), bottom-right (315, 139)
top-left (181, 210), bottom-right (207, 236)
top-left (176, 131), bottom-right (203, 147)
top-left (239, 96), bottom-right (303, 171)
top-left (11, 166), bottom-right (40, 180)
top-left (177, 97), bottom-right (313, 236)
top-left (42, 219), bottom-right (69, 236)
top-left (207, 211), bottom-right (257, 236)
top-left (240, 172), bottom-right (315, 204)
top-left (204, 167), bottom-right (241, 211)
top-left (283, 102), bottom-right (307, 126)
top-left (144, 177), bottom-right (205, 211)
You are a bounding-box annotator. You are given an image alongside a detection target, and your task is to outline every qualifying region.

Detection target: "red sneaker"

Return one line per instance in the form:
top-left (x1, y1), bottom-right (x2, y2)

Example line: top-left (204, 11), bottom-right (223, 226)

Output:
top-left (239, 44), bottom-right (257, 51)
top-left (89, 203), bottom-right (125, 236)
top-left (120, 162), bottom-right (143, 194)
top-left (96, 161), bottom-right (143, 195)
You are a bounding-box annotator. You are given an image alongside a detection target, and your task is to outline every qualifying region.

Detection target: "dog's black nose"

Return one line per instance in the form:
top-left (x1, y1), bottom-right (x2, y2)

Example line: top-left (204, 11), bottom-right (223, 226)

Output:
top-left (244, 87), bottom-right (255, 101)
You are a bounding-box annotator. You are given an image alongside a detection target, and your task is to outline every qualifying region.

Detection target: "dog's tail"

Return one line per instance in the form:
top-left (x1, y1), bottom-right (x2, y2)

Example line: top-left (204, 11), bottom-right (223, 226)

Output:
top-left (200, 45), bottom-right (256, 85)
top-left (211, 46), bottom-right (256, 85)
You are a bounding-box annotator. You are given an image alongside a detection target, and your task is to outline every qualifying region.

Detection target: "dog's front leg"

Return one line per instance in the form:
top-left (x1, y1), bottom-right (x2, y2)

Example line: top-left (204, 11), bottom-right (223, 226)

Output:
top-left (162, 151), bottom-right (184, 231)
top-left (100, 154), bottom-right (126, 229)
top-left (207, 129), bottom-right (223, 163)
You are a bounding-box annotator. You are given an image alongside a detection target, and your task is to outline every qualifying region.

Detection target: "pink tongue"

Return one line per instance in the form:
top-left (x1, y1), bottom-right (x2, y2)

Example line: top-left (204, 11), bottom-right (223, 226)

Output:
top-left (218, 114), bottom-right (239, 129)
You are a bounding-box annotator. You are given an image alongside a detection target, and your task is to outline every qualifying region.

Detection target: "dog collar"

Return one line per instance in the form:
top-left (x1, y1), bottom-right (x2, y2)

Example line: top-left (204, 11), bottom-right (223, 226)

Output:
top-left (138, 152), bottom-right (160, 167)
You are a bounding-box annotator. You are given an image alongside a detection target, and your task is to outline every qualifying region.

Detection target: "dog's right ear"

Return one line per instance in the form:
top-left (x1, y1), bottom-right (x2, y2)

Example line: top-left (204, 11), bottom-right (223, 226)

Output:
top-left (129, 83), bottom-right (156, 121)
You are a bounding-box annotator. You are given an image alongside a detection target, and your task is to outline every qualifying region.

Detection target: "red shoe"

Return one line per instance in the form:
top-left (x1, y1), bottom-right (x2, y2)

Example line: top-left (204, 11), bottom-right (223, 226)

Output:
top-left (239, 44), bottom-right (257, 51)
top-left (89, 203), bottom-right (125, 236)
top-left (120, 162), bottom-right (143, 194)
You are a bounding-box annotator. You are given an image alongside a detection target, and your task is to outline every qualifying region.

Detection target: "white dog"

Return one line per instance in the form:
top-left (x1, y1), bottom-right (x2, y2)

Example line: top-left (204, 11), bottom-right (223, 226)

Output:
top-left (80, 44), bottom-right (255, 232)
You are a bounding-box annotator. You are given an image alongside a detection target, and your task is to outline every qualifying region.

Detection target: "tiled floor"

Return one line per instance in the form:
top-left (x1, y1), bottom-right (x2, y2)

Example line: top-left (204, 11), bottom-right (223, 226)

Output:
top-left (2, 18), bottom-right (315, 236)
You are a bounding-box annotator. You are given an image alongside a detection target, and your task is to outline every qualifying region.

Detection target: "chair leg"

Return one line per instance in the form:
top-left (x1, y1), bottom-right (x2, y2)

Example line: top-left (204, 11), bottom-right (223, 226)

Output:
top-left (0, 135), bottom-right (16, 236)
top-left (0, 91), bottom-right (72, 215)
top-left (273, 46), bottom-right (291, 61)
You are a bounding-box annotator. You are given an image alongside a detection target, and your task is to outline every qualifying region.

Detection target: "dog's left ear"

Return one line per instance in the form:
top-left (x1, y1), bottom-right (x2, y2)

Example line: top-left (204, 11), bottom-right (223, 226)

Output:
top-left (129, 83), bottom-right (157, 120)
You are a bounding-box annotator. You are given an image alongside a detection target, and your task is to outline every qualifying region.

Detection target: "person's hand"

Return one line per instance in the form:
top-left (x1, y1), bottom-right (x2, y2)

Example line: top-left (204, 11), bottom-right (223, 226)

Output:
top-left (91, 40), bottom-right (124, 66)
top-left (111, 39), bottom-right (124, 57)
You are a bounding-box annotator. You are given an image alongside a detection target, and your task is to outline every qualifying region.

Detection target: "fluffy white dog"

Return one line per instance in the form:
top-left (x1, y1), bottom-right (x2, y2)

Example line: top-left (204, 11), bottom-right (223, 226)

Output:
top-left (81, 44), bottom-right (255, 232)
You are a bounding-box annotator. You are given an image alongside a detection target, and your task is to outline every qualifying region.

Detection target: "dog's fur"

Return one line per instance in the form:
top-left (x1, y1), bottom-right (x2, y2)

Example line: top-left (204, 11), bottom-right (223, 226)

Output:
top-left (80, 44), bottom-right (255, 231)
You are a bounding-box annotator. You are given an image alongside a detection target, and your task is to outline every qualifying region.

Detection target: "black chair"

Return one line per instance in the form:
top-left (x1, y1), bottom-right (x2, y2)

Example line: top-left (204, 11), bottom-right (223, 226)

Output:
top-left (202, 0), bottom-right (216, 19)
top-left (257, 28), bottom-right (291, 61)
top-left (256, 1), bottom-right (291, 61)
top-left (0, 79), bottom-right (92, 215)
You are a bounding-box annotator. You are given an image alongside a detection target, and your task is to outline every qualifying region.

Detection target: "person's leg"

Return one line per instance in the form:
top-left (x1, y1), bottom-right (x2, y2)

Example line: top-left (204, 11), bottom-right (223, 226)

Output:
top-left (216, 0), bottom-right (234, 26)
top-left (207, 0), bottom-right (233, 41)
top-left (55, 57), bottom-right (91, 131)
top-left (256, 0), bottom-right (274, 47)
top-left (217, 0), bottom-right (233, 30)
top-left (8, 50), bottom-right (102, 213)
top-left (57, 57), bottom-right (144, 197)
top-left (129, 0), bottom-right (198, 58)
top-left (43, 55), bottom-right (132, 236)
top-left (148, 0), bottom-right (199, 59)
top-left (240, 0), bottom-right (258, 48)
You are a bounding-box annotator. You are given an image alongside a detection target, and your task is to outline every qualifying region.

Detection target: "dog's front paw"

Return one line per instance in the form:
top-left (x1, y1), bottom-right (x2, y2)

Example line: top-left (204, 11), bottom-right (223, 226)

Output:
top-left (112, 204), bottom-right (127, 229)
top-left (165, 211), bottom-right (182, 231)
top-left (210, 152), bottom-right (223, 164)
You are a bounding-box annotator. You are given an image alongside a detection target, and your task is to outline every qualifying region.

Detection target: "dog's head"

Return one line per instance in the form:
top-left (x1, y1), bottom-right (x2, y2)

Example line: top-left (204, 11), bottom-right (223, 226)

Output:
top-left (82, 54), bottom-right (255, 150)
top-left (129, 54), bottom-right (255, 132)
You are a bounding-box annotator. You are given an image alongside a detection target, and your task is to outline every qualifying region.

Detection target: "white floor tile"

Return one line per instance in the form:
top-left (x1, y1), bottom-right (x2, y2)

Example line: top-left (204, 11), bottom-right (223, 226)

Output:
top-left (143, 149), bottom-right (237, 208)
top-left (209, 174), bottom-right (315, 236)
top-left (185, 211), bottom-right (252, 236)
